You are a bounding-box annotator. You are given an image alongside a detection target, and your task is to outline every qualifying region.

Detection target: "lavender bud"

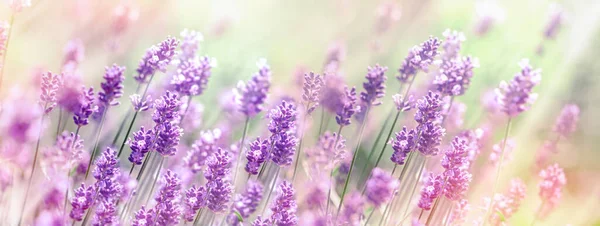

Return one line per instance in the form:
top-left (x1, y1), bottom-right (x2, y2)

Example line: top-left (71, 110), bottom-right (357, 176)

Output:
top-left (235, 58), bottom-right (272, 117)
top-left (495, 59), bottom-right (541, 117)
top-left (135, 37), bottom-right (180, 83)
top-left (360, 65), bottom-right (387, 106)
top-left (335, 86), bottom-right (359, 127)
top-left (302, 72), bottom-right (324, 114)
top-left (98, 64), bottom-right (126, 107)
top-left (245, 137), bottom-right (269, 175)
top-left (39, 71), bottom-right (62, 114)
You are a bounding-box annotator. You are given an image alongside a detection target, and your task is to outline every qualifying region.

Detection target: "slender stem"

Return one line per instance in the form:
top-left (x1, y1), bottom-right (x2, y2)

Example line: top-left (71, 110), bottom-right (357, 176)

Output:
top-left (56, 108), bottom-right (63, 137)
top-left (85, 109), bottom-right (109, 179)
top-left (145, 156), bottom-right (165, 205)
top-left (317, 108), bottom-right (326, 137)
top-left (418, 209), bottom-right (425, 220)
top-left (326, 125), bottom-right (344, 215)
top-left (260, 167), bottom-right (280, 216)
top-left (179, 96), bottom-right (194, 123)
top-left (360, 110), bottom-right (400, 191)
top-left (357, 111), bottom-right (392, 185)
top-left (111, 83), bottom-right (141, 146)
top-left (292, 104), bottom-right (311, 183)
top-left (63, 171), bottom-right (70, 218)
top-left (232, 116), bottom-right (250, 190)
top-left (364, 208), bottom-right (376, 226)
top-left (337, 106), bottom-right (371, 215)
top-left (483, 117), bottom-right (513, 225)
top-left (0, 13), bottom-right (15, 92)
top-left (440, 96), bottom-right (455, 126)
top-left (530, 200), bottom-right (545, 226)
top-left (136, 151), bottom-right (153, 181)
top-left (117, 111), bottom-right (138, 158)
top-left (401, 157), bottom-right (427, 219)
top-left (18, 114), bottom-right (45, 225)
top-left (425, 198), bottom-right (441, 225)
top-left (381, 153), bottom-right (414, 225)
top-left (193, 208), bottom-right (204, 225)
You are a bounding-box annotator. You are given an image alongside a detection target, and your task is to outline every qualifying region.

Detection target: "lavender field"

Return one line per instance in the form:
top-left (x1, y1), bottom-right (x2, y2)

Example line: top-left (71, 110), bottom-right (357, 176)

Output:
top-left (0, 0), bottom-right (599, 225)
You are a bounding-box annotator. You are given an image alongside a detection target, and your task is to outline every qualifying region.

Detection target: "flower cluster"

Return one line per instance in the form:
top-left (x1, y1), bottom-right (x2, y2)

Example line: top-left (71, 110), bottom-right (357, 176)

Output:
top-left (434, 56), bottom-right (479, 96)
top-left (489, 179), bottom-right (526, 225)
top-left (495, 59), bottom-right (541, 117)
top-left (69, 183), bottom-right (94, 221)
top-left (73, 87), bottom-right (98, 126)
top-left (391, 127), bottom-right (416, 165)
top-left (228, 180), bottom-right (263, 225)
top-left (135, 37), bottom-right (180, 83)
top-left (302, 72), bottom-right (323, 114)
top-left (538, 164), bottom-right (566, 215)
top-left (397, 36), bottom-right (441, 83)
top-left (39, 71), bottom-right (62, 114)
top-left (235, 59), bottom-right (272, 117)
top-left (98, 64), bottom-right (126, 107)
top-left (128, 126), bottom-right (154, 165)
top-left (245, 137), bottom-right (269, 175)
top-left (360, 65), bottom-right (387, 106)
top-left (336, 86), bottom-right (359, 126)
top-left (205, 148), bottom-right (233, 212)
top-left (172, 56), bottom-right (215, 96)
top-left (183, 185), bottom-right (206, 222)
top-left (269, 181), bottom-right (297, 225)
top-left (365, 167), bottom-right (399, 208)
top-left (553, 104), bottom-right (580, 138)
top-left (418, 173), bottom-right (443, 210)
top-left (268, 101), bottom-right (298, 166)
top-left (184, 129), bottom-right (222, 173)
top-left (154, 170), bottom-right (182, 225)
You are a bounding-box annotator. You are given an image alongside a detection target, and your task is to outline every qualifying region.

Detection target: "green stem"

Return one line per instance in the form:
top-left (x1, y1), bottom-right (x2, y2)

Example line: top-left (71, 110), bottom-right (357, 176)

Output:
top-left (292, 104), bottom-right (311, 183)
top-left (111, 83), bottom-right (141, 146)
top-left (326, 125), bottom-right (344, 215)
top-left (364, 208), bottom-right (376, 226)
top-left (483, 117), bottom-right (513, 226)
top-left (56, 108), bottom-right (63, 137)
top-left (145, 156), bottom-right (165, 205)
top-left (337, 106), bottom-right (371, 215)
top-left (317, 108), bottom-right (326, 137)
top-left (18, 114), bottom-right (45, 225)
top-left (357, 111), bottom-right (392, 185)
top-left (117, 111), bottom-right (138, 158)
top-left (85, 109), bottom-right (109, 179)
top-left (260, 167), bottom-right (280, 216)
top-left (360, 110), bottom-right (400, 191)
top-left (530, 200), bottom-right (545, 226)
top-left (232, 116), bottom-right (250, 190)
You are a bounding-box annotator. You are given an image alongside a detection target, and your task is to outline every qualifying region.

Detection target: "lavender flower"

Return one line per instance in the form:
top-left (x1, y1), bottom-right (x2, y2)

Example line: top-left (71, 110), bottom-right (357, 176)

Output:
top-left (172, 56), bottom-right (215, 96)
top-left (43, 131), bottom-right (84, 172)
top-left (205, 148), bottom-right (233, 212)
top-left (267, 101), bottom-right (298, 166)
top-left (320, 74), bottom-right (346, 114)
top-left (270, 181), bottom-right (298, 226)
top-left (235, 58), bottom-right (272, 117)
top-left (393, 94), bottom-right (413, 112)
top-left (495, 59), bottom-right (541, 117)
top-left (252, 216), bottom-right (271, 226)
top-left (302, 72), bottom-right (323, 114)
top-left (434, 56), bottom-right (479, 96)
top-left (543, 4), bottom-right (564, 40)
top-left (152, 91), bottom-right (181, 125)
top-left (204, 148), bottom-right (232, 181)
top-left (307, 131), bottom-right (347, 170)
top-left (441, 29), bottom-right (465, 61)
top-left (98, 64), bottom-right (126, 107)
top-left (93, 199), bottom-right (118, 226)
top-left (361, 64), bottom-right (387, 106)
top-left (397, 36), bottom-right (441, 83)
top-left (538, 164), bottom-right (566, 215)
top-left (73, 86), bottom-right (98, 126)
top-left (443, 168), bottom-right (472, 201)
top-left (132, 206), bottom-right (155, 226)
top-left (154, 170), bottom-right (182, 225)
top-left (183, 185), bottom-right (206, 221)
top-left (179, 29), bottom-right (203, 61)
top-left (365, 168), bottom-right (398, 208)
top-left (135, 37), bottom-right (180, 83)
top-left (245, 137), bottom-right (269, 175)
top-left (93, 148), bottom-right (122, 201)
top-left (553, 104), bottom-right (580, 138)
top-left (69, 183), bottom-right (94, 221)
top-left (184, 129), bottom-right (222, 173)
top-left (418, 173), bottom-right (443, 210)
top-left (414, 91), bottom-right (443, 125)
top-left (335, 86), bottom-right (359, 126)
top-left (130, 94), bottom-right (151, 112)
top-left (39, 71), bottom-right (62, 114)
top-left (416, 123), bottom-right (445, 156)
top-left (154, 122), bottom-right (183, 156)
top-left (391, 127), bottom-right (416, 165)
top-left (228, 180), bottom-right (264, 225)
top-left (337, 192), bottom-right (365, 226)
top-left (128, 126), bottom-right (154, 165)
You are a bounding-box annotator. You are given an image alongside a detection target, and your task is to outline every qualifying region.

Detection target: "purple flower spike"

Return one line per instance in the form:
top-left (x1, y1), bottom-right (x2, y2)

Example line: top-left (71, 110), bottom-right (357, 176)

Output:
top-left (441, 29), bottom-right (465, 61)
top-left (414, 91), bottom-right (443, 125)
top-left (554, 104), bottom-right (580, 138)
top-left (270, 181), bottom-right (297, 226)
top-left (184, 129), bottom-right (222, 173)
top-left (338, 192), bottom-right (365, 226)
top-left (130, 94), bottom-right (152, 112)
top-left (245, 137), bottom-right (269, 175)
top-left (391, 127), bottom-right (417, 165)
top-left (93, 199), bottom-right (118, 226)
top-left (495, 59), bottom-right (541, 117)
top-left (152, 91), bottom-right (181, 125)
top-left (307, 131), bottom-right (347, 170)
top-left (93, 148), bottom-right (122, 202)
top-left (205, 148), bottom-right (233, 213)
top-left (361, 64), bottom-right (387, 106)
top-left (397, 36), bottom-right (441, 83)
top-left (172, 56), bottom-right (215, 96)
top-left (135, 36), bottom-right (180, 83)
top-left (40, 71), bottom-right (62, 114)
top-left (155, 122), bottom-right (183, 156)
top-left (252, 216), bottom-right (271, 226)
top-left (73, 86), bottom-right (98, 126)
top-left (69, 183), bottom-right (94, 221)
top-left (154, 170), bottom-right (182, 226)
top-left (98, 64), bottom-right (126, 107)
top-left (434, 56), bottom-right (479, 96)
top-left (128, 126), bottom-right (155, 165)
top-left (418, 173), bottom-right (443, 210)
top-left (183, 185), bottom-right (206, 222)
top-left (416, 123), bottom-right (445, 156)
top-left (320, 74), bottom-right (346, 114)
top-left (235, 58), bottom-right (272, 117)
top-left (302, 72), bottom-right (324, 114)
top-left (442, 168), bottom-right (472, 201)
top-left (132, 206), bottom-right (155, 226)
top-left (179, 29), bottom-right (203, 61)
top-left (441, 138), bottom-right (472, 201)
top-left (365, 168), bottom-right (398, 208)
top-left (393, 94), bottom-right (414, 112)
top-left (44, 131), bottom-right (84, 171)
top-left (335, 86), bottom-right (359, 126)
top-left (204, 148), bottom-right (232, 181)
top-left (268, 101), bottom-right (298, 166)
top-left (228, 180), bottom-right (264, 225)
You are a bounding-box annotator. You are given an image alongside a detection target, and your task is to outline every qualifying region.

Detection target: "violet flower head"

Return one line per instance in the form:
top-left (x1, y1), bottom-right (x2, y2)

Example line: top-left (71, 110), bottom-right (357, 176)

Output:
top-left (360, 64), bottom-right (387, 106)
top-left (135, 36), bottom-right (180, 83)
top-left (495, 59), bottom-right (541, 117)
top-left (228, 180), bottom-right (264, 225)
top-left (490, 179), bottom-right (526, 225)
top-left (418, 173), bottom-right (443, 210)
top-left (543, 4), bottom-right (564, 40)
top-left (397, 36), bottom-right (441, 83)
top-left (132, 206), bottom-right (155, 226)
top-left (268, 101), bottom-right (298, 166)
top-left (538, 164), bottom-right (566, 213)
top-left (179, 29), bottom-right (203, 61)
top-left (365, 168), bottom-right (399, 208)
top-left (154, 170), bottom-right (182, 226)
top-left (302, 72), bottom-right (324, 114)
top-left (245, 137), bottom-right (269, 175)
top-left (152, 91), bottom-right (181, 125)
top-left (235, 58), bottom-right (272, 117)
top-left (553, 104), bottom-right (580, 138)
top-left (335, 86), bottom-right (359, 127)
top-left (442, 168), bottom-right (472, 201)
top-left (184, 129), bottom-right (222, 173)
top-left (308, 131), bottom-right (347, 170)
top-left (338, 192), bottom-right (365, 226)
top-left (414, 91), bottom-right (443, 125)
top-left (393, 94), bottom-right (414, 112)
top-left (320, 74), bottom-right (346, 114)
top-left (154, 122), bottom-right (183, 156)
top-left (416, 123), bottom-right (445, 156)
top-left (93, 148), bottom-right (122, 203)
top-left (93, 199), bottom-right (118, 226)
top-left (73, 86), bottom-right (98, 126)
top-left (130, 94), bottom-right (151, 112)
top-left (441, 29), bottom-right (465, 61)
top-left (98, 64), bottom-right (126, 107)
top-left (69, 183), bottom-right (94, 221)
top-left (391, 126), bottom-right (416, 165)
top-left (204, 148), bottom-right (232, 181)
top-left (40, 71), bottom-right (62, 114)
top-left (128, 126), bottom-right (155, 165)
top-left (172, 56), bottom-right (215, 96)
top-left (252, 217), bottom-right (271, 226)
top-left (183, 185), bottom-right (206, 222)
top-left (434, 56), bottom-right (479, 96)
top-left (270, 181), bottom-right (298, 226)
top-left (205, 149), bottom-right (233, 213)
top-left (442, 137), bottom-right (469, 170)
top-left (44, 131), bottom-right (84, 172)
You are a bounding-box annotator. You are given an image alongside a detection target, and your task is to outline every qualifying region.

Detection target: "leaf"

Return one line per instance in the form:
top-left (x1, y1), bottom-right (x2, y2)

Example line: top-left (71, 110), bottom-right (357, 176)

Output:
top-left (234, 210), bottom-right (243, 223)
top-left (496, 210), bottom-right (506, 222)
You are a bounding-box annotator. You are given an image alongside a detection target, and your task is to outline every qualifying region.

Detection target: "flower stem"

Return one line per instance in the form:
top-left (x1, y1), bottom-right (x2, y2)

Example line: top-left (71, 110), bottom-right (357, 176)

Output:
top-left (337, 106), bottom-right (371, 215)
top-left (357, 111), bottom-right (392, 185)
top-left (360, 110), bottom-right (400, 191)
top-left (292, 104), bottom-right (311, 183)
top-left (232, 116), bottom-right (250, 190)
top-left (117, 111), bottom-right (138, 158)
top-left (18, 114), bottom-right (45, 225)
top-left (85, 108), bottom-right (109, 179)
top-left (530, 200), bottom-right (545, 226)
top-left (483, 117), bottom-right (513, 225)
top-left (326, 125), bottom-right (344, 215)
top-left (260, 166), bottom-right (281, 216)
top-left (145, 156), bottom-right (165, 205)
top-left (56, 108), bottom-right (63, 137)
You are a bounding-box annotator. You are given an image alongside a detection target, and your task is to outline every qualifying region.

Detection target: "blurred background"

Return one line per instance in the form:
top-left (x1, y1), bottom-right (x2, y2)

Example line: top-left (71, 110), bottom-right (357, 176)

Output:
top-left (1, 0), bottom-right (600, 225)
